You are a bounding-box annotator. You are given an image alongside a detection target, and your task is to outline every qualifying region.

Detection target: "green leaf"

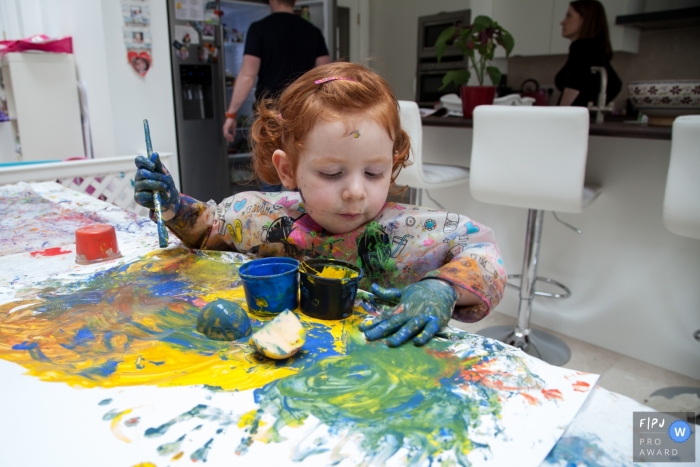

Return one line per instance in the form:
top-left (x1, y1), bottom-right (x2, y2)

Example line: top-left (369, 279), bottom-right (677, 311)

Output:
top-left (440, 70), bottom-right (471, 90)
top-left (498, 31), bottom-right (515, 56)
top-left (434, 26), bottom-right (456, 61)
top-left (486, 66), bottom-right (501, 87)
top-left (471, 15), bottom-right (492, 33)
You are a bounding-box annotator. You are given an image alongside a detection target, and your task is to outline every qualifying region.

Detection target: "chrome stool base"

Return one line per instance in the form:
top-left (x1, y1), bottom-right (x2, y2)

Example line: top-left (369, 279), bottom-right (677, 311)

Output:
top-left (479, 208), bottom-right (574, 366)
top-left (479, 325), bottom-right (572, 366)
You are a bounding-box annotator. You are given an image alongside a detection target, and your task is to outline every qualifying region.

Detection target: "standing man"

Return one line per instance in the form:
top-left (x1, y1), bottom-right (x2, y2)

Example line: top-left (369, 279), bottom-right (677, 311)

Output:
top-left (223, 0), bottom-right (330, 143)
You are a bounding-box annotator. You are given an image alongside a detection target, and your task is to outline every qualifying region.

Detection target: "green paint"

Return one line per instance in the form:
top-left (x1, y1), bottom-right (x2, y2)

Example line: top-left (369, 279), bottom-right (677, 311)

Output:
top-left (253, 331), bottom-right (503, 464)
top-left (157, 434), bottom-right (186, 456)
top-left (191, 438), bottom-right (214, 462)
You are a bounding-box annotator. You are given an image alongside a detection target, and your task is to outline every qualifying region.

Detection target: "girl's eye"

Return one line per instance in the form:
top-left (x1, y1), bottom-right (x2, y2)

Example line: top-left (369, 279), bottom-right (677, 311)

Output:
top-left (365, 171), bottom-right (384, 179)
top-left (319, 171), bottom-right (342, 179)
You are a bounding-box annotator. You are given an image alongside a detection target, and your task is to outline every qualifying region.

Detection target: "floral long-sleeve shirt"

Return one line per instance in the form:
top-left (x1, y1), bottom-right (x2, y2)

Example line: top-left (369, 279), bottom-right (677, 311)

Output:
top-left (165, 191), bottom-right (506, 323)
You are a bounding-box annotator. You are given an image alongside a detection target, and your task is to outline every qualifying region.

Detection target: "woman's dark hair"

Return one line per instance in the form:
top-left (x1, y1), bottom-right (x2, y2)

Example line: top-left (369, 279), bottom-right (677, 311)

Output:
top-left (570, 0), bottom-right (613, 59)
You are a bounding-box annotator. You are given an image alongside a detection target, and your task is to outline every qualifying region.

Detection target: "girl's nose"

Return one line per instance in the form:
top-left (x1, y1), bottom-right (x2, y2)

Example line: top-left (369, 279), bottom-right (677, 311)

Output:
top-left (342, 175), bottom-right (366, 201)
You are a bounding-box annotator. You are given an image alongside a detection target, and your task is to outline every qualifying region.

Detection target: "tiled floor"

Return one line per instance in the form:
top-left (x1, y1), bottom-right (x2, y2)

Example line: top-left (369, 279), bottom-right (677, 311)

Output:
top-left (449, 311), bottom-right (700, 410)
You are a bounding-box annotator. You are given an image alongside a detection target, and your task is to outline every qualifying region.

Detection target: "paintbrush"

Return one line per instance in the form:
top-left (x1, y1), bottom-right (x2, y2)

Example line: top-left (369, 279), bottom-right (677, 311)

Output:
top-left (143, 119), bottom-right (169, 248)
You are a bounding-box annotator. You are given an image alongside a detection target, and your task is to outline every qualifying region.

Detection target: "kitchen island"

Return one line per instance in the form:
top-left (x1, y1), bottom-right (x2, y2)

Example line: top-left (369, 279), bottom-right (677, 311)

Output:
top-left (422, 115), bottom-right (672, 140)
top-left (417, 117), bottom-right (699, 382)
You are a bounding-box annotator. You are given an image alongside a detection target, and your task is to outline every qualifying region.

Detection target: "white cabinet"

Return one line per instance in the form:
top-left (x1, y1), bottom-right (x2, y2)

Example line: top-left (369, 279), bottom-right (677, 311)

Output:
top-left (489, 0), bottom-right (642, 57)
top-left (1, 53), bottom-right (84, 162)
top-left (493, 0), bottom-right (554, 57)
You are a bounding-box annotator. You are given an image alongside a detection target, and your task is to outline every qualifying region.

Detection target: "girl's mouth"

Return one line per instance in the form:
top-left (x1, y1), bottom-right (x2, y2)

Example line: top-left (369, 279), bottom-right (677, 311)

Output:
top-left (339, 213), bottom-right (361, 220)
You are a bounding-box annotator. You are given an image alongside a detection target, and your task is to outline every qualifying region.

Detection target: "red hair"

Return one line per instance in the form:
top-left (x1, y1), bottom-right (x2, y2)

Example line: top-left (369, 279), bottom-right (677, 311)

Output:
top-left (250, 62), bottom-right (410, 186)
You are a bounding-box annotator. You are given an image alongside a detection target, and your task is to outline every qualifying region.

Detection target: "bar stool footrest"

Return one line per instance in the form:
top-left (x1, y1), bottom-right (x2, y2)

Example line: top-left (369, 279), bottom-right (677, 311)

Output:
top-left (506, 275), bottom-right (572, 299)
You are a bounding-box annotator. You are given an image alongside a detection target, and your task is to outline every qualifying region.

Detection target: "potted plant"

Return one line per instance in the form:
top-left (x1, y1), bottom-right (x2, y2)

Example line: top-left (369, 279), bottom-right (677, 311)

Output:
top-left (435, 16), bottom-right (514, 118)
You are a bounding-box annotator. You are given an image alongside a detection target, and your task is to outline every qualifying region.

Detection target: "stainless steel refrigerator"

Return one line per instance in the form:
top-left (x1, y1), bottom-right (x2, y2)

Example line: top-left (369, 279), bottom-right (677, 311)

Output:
top-left (167, 0), bottom-right (336, 202)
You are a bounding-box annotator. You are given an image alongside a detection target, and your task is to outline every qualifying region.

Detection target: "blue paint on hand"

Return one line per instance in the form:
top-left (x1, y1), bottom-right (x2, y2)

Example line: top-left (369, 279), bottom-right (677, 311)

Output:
top-left (360, 279), bottom-right (457, 347)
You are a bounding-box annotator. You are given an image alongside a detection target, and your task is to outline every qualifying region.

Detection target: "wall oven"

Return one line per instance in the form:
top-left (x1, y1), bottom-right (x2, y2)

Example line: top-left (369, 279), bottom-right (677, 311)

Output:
top-left (416, 9), bottom-right (470, 107)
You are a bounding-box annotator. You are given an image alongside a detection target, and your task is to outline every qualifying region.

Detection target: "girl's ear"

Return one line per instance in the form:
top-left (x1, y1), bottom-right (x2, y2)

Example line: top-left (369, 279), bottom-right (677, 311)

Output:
top-left (272, 149), bottom-right (296, 189)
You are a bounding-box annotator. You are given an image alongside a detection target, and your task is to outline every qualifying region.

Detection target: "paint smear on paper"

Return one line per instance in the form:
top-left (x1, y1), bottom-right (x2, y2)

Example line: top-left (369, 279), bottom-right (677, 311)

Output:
top-left (0, 247), bottom-right (570, 465)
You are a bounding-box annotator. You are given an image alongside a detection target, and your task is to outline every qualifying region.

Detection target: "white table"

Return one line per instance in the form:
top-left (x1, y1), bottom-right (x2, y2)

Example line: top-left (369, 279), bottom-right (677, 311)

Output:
top-left (0, 182), bottom-right (666, 466)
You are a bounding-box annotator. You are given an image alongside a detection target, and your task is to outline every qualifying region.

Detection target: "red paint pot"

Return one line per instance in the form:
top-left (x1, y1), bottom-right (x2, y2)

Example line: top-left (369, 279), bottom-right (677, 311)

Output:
top-left (460, 86), bottom-right (497, 119)
top-left (75, 224), bottom-right (122, 265)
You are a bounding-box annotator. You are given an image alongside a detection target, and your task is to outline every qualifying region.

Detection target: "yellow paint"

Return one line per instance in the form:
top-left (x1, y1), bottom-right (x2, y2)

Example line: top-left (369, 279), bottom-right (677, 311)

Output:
top-left (132, 463), bottom-right (156, 467)
top-left (111, 408), bottom-right (134, 443)
top-left (172, 452), bottom-right (184, 460)
top-left (0, 248), bottom-right (369, 393)
top-left (254, 297), bottom-right (268, 308)
top-left (238, 409), bottom-right (261, 428)
top-left (299, 262), bottom-right (358, 280)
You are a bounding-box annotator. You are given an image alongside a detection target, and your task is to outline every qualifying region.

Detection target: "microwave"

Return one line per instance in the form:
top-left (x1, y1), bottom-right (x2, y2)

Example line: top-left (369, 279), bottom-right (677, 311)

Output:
top-left (416, 68), bottom-right (463, 108)
top-left (417, 9), bottom-right (471, 60)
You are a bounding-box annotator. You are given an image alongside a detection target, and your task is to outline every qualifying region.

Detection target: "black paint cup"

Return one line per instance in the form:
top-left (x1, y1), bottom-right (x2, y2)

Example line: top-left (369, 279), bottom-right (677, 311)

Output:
top-left (299, 258), bottom-right (363, 320)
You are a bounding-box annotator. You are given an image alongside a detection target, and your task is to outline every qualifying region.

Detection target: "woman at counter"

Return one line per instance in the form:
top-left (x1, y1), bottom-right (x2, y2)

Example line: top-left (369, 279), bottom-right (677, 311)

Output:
top-left (556, 0), bottom-right (621, 107)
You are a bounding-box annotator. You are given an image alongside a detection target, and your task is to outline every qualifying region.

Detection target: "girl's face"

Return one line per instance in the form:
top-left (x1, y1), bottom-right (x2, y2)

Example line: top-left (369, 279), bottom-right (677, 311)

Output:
top-left (561, 6), bottom-right (583, 41)
top-left (273, 117), bottom-right (395, 235)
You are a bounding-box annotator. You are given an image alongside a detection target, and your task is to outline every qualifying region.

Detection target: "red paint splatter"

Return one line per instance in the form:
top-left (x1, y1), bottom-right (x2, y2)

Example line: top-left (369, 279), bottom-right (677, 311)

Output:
top-left (30, 247), bottom-right (71, 257)
top-left (572, 380), bottom-right (591, 392)
top-left (124, 417), bottom-right (140, 427)
top-left (541, 388), bottom-right (564, 400)
top-left (521, 393), bottom-right (540, 406)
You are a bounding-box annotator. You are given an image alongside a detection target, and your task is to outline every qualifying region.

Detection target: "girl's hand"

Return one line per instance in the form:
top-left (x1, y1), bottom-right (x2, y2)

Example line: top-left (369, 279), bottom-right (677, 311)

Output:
top-left (134, 152), bottom-right (181, 219)
top-left (360, 279), bottom-right (457, 347)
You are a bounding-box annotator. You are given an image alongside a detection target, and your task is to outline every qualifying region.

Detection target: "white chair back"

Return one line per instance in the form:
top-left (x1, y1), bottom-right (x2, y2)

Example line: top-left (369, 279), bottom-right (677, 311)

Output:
top-left (470, 106), bottom-right (590, 213)
top-left (395, 100), bottom-right (426, 187)
top-left (663, 115), bottom-right (700, 240)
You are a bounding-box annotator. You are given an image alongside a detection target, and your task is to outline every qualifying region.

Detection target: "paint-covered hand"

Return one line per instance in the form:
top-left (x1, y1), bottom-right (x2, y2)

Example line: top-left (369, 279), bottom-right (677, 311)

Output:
top-left (360, 279), bottom-right (457, 347)
top-left (134, 152), bottom-right (181, 218)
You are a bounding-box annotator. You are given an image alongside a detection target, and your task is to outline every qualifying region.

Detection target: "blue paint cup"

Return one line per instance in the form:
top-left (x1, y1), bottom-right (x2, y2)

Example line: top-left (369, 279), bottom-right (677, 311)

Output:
top-left (238, 257), bottom-right (299, 314)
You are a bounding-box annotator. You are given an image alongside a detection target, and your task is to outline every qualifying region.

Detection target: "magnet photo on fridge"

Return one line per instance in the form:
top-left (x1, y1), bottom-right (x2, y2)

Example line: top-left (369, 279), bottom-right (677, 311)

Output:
top-left (122, 3), bottom-right (151, 25)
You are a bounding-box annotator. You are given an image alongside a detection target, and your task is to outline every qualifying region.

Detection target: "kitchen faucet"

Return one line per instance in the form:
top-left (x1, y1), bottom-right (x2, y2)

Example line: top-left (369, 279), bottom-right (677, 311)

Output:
top-left (588, 66), bottom-right (614, 124)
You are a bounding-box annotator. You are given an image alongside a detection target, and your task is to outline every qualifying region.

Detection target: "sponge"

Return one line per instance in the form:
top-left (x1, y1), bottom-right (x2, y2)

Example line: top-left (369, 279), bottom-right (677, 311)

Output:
top-left (250, 309), bottom-right (306, 359)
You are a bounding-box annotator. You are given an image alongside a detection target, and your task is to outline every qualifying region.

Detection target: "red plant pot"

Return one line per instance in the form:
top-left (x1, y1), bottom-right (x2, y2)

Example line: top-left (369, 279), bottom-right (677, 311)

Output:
top-left (460, 86), bottom-right (497, 119)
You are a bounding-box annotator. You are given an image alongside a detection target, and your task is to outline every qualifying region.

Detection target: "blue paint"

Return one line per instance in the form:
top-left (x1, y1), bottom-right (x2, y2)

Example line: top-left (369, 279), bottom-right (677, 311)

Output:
top-left (143, 119), bottom-right (168, 248)
top-left (79, 360), bottom-right (118, 379)
top-left (12, 341), bottom-right (37, 350)
top-left (59, 326), bottom-right (96, 350)
top-left (98, 398), bottom-right (113, 406)
top-left (12, 340), bottom-right (52, 362)
top-left (196, 299), bottom-right (252, 341)
top-left (238, 257), bottom-right (299, 314)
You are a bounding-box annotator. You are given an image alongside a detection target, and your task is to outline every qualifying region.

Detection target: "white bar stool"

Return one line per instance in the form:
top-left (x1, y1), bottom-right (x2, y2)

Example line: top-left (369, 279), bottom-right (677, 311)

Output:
top-left (663, 115), bottom-right (700, 240)
top-left (396, 101), bottom-right (470, 206)
top-left (470, 106), bottom-right (599, 366)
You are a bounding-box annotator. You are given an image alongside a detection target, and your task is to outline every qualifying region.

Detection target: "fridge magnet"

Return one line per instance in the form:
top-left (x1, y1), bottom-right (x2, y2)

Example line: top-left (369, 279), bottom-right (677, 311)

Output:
top-left (175, 0), bottom-right (205, 21)
top-left (174, 24), bottom-right (200, 45)
top-left (202, 23), bottom-right (215, 40)
top-left (231, 28), bottom-right (244, 43)
top-left (128, 50), bottom-right (152, 76)
top-left (204, 1), bottom-right (221, 25)
top-left (122, 3), bottom-right (151, 25)
top-left (172, 40), bottom-right (189, 60)
top-left (123, 26), bottom-right (151, 49)
top-left (205, 42), bottom-right (218, 63)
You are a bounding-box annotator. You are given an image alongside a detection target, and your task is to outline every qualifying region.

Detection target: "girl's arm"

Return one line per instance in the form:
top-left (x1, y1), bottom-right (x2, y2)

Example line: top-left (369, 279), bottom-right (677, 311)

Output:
top-left (422, 221), bottom-right (507, 323)
top-left (163, 194), bottom-right (230, 250)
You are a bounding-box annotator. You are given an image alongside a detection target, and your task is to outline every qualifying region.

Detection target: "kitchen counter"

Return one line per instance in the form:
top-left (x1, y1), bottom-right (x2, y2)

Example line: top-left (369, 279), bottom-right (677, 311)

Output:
top-left (422, 116), bottom-right (672, 140)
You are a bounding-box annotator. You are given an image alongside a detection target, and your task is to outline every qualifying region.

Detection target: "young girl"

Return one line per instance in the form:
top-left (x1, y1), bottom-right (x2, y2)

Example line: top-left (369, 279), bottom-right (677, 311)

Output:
top-left (134, 62), bottom-right (506, 348)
